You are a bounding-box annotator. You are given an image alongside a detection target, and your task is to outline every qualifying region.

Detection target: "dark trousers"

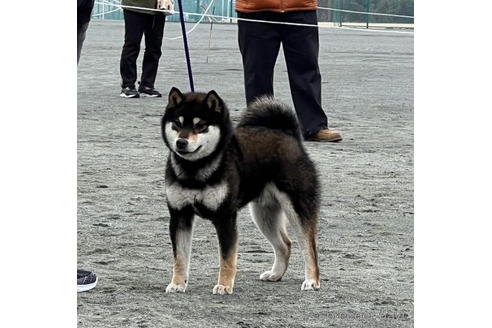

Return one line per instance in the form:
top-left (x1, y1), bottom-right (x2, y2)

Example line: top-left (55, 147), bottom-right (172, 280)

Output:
top-left (238, 11), bottom-right (328, 138)
top-left (77, 0), bottom-right (94, 64)
top-left (120, 10), bottom-right (166, 88)
top-left (77, 22), bottom-right (90, 64)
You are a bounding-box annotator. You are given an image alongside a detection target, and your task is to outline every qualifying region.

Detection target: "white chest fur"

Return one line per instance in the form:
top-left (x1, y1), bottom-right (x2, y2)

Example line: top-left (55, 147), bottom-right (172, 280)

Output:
top-left (166, 180), bottom-right (229, 211)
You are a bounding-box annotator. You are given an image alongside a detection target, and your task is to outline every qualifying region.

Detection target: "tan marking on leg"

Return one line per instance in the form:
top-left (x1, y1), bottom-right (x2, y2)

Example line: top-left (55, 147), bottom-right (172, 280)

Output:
top-left (214, 244), bottom-right (238, 294)
top-left (166, 254), bottom-right (189, 293)
top-left (306, 235), bottom-right (320, 282)
top-left (171, 254), bottom-right (188, 285)
top-left (303, 224), bottom-right (320, 287)
top-left (166, 228), bottom-right (193, 293)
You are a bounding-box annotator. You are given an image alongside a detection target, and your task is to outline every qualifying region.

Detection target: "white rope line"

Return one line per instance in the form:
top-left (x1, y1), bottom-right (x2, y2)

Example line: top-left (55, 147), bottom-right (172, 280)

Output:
top-left (92, 0), bottom-right (123, 17)
top-left (93, 0), bottom-right (217, 40)
top-left (182, 12), bottom-right (414, 35)
top-left (316, 6), bottom-right (414, 19)
top-left (95, 1), bottom-right (175, 14)
top-left (94, 1), bottom-right (414, 20)
top-left (320, 23), bottom-right (413, 35)
top-left (93, 2), bottom-right (414, 35)
top-left (164, 0), bottom-right (216, 40)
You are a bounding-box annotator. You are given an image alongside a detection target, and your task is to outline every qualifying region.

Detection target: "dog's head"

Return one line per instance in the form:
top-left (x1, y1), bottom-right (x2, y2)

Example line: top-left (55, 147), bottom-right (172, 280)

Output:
top-left (161, 87), bottom-right (231, 161)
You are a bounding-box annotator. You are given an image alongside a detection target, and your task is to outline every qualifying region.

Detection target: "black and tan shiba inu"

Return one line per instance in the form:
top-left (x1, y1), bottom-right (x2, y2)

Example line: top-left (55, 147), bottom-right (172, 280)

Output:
top-left (161, 87), bottom-right (321, 295)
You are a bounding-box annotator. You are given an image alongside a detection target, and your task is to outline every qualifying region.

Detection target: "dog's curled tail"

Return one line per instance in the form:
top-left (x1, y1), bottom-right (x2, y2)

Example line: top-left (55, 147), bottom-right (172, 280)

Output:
top-left (238, 96), bottom-right (302, 140)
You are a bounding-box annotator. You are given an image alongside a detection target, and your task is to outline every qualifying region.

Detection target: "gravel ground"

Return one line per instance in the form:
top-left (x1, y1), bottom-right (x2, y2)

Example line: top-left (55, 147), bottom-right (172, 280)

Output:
top-left (77, 20), bottom-right (413, 328)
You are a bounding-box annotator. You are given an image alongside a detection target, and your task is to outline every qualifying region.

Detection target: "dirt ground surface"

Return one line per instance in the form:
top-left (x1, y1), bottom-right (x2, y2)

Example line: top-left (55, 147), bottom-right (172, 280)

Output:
top-left (78, 20), bottom-right (413, 328)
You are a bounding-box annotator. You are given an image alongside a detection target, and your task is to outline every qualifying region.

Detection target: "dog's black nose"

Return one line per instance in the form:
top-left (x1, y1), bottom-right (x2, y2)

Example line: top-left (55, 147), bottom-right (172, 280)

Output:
top-left (176, 138), bottom-right (188, 150)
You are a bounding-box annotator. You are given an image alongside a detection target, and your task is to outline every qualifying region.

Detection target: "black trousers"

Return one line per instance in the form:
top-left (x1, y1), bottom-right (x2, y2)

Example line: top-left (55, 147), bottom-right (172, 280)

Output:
top-left (238, 11), bottom-right (328, 138)
top-left (120, 10), bottom-right (166, 88)
top-left (77, 22), bottom-right (90, 64)
top-left (77, 0), bottom-right (94, 64)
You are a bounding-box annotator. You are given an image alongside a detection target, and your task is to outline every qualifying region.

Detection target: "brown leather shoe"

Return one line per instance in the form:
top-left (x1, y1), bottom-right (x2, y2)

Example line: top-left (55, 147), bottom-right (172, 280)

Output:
top-left (307, 129), bottom-right (342, 142)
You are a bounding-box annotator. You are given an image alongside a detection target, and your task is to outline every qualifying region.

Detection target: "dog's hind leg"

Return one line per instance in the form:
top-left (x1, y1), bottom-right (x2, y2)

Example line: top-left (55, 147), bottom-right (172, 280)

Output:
top-left (166, 206), bottom-right (194, 293)
top-left (295, 221), bottom-right (320, 291)
top-left (275, 190), bottom-right (320, 291)
top-left (249, 199), bottom-right (292, 282)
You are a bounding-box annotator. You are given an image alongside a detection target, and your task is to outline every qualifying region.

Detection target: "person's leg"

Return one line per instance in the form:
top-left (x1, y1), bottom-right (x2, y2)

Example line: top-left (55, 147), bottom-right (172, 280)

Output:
top-left (77, 0), bottom-right (94, 64)
top-left (280, 11), bottom-right (328, 138)
top-left (120, 10), bottom-right (146, 88)
top-left (141, 14), bottom-right (166, 89)
top-left (77, 22), bottom-right (89, 64)
top-left (238, 12), bottom-right (282, 105)
top-left (77, 0), bottom-right (97, 293)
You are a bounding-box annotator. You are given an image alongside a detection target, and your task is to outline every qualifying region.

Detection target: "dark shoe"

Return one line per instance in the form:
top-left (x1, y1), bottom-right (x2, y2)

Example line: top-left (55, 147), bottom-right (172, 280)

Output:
top-left (120, 86), bottom-right (140, 98)
top-left (307, 129), bottom-right (342, 142)
top-left (138, 85), bottom-right (162, 97)
top-left (77, 269), bottom-right (98, 292)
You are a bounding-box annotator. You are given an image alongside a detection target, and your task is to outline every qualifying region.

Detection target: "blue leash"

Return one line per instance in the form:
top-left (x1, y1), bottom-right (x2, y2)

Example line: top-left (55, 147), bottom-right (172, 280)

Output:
top-left (176, 0), bottom-right (195, 92)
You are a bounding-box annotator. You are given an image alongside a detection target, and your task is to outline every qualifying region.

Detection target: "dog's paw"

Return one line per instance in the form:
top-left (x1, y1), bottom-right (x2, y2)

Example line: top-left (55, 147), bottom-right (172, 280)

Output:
top-left (212, 284), bottom-right (233, 295)
top-left (301, 279), bottom-right (320, 291)
top-left (259, 270), bottom-right (283, 282)
top-left (165, 282), bottom-right (187, 293)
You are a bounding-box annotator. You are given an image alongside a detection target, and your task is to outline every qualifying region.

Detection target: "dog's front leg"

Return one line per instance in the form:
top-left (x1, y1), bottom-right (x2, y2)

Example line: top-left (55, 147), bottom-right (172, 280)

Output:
top-left (212, 213), bottom-right (238, 295)
top-left (166, 206), bottom-right (194, 293)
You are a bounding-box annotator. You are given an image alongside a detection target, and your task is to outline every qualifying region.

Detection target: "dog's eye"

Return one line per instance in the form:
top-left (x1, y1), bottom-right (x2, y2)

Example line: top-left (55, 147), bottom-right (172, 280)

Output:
top-left (195, 123), bottom-right (208, 133)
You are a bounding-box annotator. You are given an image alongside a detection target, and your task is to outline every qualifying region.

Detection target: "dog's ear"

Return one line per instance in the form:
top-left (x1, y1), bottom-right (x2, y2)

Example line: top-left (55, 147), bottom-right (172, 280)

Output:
top-left (204, 90), bottom-right (223, 114)
top-left (168, 87), bottom-right (184, 107)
